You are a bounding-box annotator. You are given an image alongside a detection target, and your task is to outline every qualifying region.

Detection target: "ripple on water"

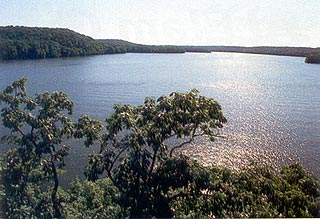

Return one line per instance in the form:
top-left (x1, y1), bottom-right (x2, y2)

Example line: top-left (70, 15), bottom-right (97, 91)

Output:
top-left (177, 129), bottom-right (300, 172)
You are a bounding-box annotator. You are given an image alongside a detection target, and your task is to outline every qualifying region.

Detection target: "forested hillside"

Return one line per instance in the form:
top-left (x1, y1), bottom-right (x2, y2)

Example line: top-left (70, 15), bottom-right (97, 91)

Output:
top-left (0, 26), bottom-right (111, 60)
top-left (1, 26), bottom-right (319, 61)
top-left (97, 39), bottom-right (185, 53)
top-left (0, 26), bottom-right (185, 60)
top-left (197, 46), bottom-right (320, 57)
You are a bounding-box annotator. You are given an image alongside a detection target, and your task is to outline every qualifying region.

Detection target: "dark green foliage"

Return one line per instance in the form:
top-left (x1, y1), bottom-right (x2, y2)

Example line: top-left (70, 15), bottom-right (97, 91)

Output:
top-left (98, 39), bottom-right (186, 54)
top-left (0, 26), bottom-right (186, 60)
top-left (183, 45), bottom-right (320, 57)
top-left (0, 78), bottom-right (74, 218)
top-left (305, 53), bottom-right (320, 64)
top-left (64, 178), bottom-right (122, 218)
top-left (0, 157), bottom-right (122, 219)
top-left (98, 40), bottom-right (320, 56)
top-left (0, 26), bottom-right (109, 60)
top-left (164, 157), bottom-right (320, 218)
top-left (2, 26), bottom-right (320, 61)
top-left (0, 156), bottom-right (55, 218)
top-left (77, 89), bottom-right (226, 217)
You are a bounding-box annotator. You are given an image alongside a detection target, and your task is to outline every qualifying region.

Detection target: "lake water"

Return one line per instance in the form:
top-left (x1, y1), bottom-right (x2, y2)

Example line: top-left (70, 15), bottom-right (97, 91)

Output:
top-left (1, 52), bottom-right (320, 181)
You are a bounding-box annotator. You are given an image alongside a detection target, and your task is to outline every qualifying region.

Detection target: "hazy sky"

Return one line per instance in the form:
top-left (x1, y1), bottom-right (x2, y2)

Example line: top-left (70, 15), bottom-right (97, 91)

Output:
top-left (1, 0), bottom-right (319, 47)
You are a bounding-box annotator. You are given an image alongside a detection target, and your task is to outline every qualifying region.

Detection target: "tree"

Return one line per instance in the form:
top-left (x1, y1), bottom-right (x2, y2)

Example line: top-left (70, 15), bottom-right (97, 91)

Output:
top-left (0, 78), bottom-right (74, 218)
top-left (75, 89), bottom-right (227, 217)
top-left (305, 53), bottom-right (320, 64)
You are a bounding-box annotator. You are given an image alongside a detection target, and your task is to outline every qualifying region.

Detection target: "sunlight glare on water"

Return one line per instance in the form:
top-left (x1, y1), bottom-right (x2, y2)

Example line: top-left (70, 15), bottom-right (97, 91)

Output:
top-left (180, 53), bottom-right (312, 172)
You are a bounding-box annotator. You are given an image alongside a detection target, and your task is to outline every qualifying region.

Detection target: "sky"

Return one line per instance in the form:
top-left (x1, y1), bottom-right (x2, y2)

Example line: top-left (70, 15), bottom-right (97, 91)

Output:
top-left (1, 0), bottom-right (320, 47)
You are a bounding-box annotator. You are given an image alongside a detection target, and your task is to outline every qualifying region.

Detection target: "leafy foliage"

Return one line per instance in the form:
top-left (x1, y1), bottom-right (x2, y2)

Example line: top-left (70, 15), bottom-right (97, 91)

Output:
top-left (64, 178), bottom-right (122, 219)
top-left (0, 78), bottom-right (74, 218)
top-left (165, 157), bottom-right (320, 218)
top-left (77, 89), bottom-right (226, 217)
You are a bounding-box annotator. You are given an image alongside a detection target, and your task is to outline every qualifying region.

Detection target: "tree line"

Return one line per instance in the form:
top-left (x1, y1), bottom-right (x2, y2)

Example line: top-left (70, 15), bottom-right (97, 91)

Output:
top-left (0, 26), bottom-right (110, 60)
top-left (0, 26), bottom-right (186, 60)
top-left (2, 26), bottom-right (319, 61)
top-left (194, 46), bottom-right (320, 57)
top-left (97, 39), bottom-right (186, 54)
top-left (0, 78), bottom-right (319, 218)
top-left (305, 53), bottom-right (320, 64)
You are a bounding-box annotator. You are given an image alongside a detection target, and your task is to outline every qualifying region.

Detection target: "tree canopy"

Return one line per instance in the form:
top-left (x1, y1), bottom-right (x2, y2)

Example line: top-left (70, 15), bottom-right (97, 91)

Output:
top-left (0, 78), bottom-right (74, 218)
top-left (75, 88), bottom-right (227, 216)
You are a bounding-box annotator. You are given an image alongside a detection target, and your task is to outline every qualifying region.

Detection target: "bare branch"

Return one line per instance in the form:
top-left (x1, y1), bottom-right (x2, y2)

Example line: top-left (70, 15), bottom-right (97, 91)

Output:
top-left (15, 126), bottom-right (26, 137)
top-left (169, 138), bottom-right (193, 157)
top-left (149, 146), bottom-right (159, 175)
top-left (107, 147), bottom-right (127, 175)
top-left (169, 132), bottom-right (207, 157)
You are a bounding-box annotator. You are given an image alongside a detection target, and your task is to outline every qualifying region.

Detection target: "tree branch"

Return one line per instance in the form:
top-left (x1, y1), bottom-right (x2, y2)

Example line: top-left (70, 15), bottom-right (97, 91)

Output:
top-left (51, 159), bottom-right (62, 219)
top-left (49, 145), bottom-right (62, 218)
top-left (149, 145), bottom-right (159, 175)
top-left (107, 146), bottom-right (127, 178)
top-left (169, 138), bottom-right (193, 157)
top-left (15, 126), bottom-right (26, 137)
top-left (169, 131), bottom-right (207, 157)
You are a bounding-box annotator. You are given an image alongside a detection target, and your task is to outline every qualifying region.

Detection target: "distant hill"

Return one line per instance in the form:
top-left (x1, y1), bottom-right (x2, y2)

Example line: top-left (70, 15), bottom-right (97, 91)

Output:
top-left (97, 39), bottom-right (185, 54)
top-left (0, 26), bottom-right (185, 60)
top-left (183, 46), bottom-right (320, 57)
top-left (0, 26), bottom-right (110, 60)
top-left (0, 26), bottom-right (319, 60)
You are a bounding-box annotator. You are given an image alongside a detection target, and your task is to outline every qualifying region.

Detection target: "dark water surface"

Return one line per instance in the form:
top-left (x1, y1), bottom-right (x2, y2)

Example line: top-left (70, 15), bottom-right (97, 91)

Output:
top-left (1, 52), bottom-right (319, 181)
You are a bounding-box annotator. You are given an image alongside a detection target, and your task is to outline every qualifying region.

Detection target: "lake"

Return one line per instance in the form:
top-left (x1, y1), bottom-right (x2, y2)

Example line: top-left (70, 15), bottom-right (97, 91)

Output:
top-left (1, 52), bottom-right (320, 181)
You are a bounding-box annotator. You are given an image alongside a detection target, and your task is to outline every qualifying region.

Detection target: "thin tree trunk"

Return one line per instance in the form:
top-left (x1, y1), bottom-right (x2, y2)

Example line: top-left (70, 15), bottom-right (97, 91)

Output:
top-left (149, 146), bottom-right (159, 175)
top-left (51, 160), bottom-right (62, 219)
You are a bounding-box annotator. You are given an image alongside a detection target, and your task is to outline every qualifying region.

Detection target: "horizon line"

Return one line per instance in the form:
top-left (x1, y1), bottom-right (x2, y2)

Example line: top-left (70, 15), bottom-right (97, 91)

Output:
top-left (1, 25), bottom-right (319, 49)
